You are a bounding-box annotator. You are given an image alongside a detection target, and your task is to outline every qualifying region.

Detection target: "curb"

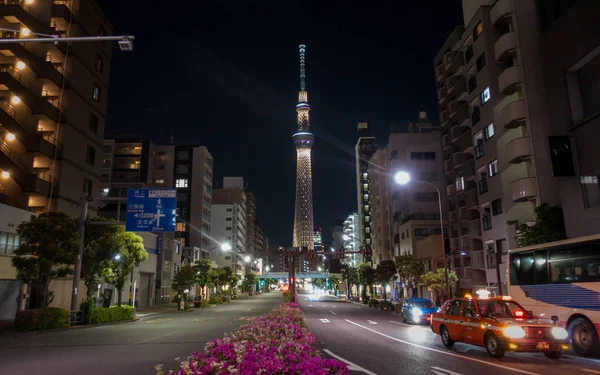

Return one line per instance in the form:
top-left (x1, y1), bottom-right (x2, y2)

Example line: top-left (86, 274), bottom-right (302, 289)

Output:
top-left (0, 316), bottom-right (140, 338)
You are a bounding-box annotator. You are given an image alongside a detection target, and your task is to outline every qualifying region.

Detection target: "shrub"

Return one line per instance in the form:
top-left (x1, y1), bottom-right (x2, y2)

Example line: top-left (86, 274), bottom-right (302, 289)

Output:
top-left (200, 299), bottom-right (209, 308)
top-left (368, 298), bottom-right (378, 307)
top-left (89, 305), bottom-right (134, 324)
top-left (15, 308), bottom-right (69, 331)
top-left (209, 295), bottom-right (223, 305)
top-left (282, 290), bottom-right (294, 303)
top-left (156, 302), bottom-right (348, 374)
top-left (80, 298), bottom-right (94, 325)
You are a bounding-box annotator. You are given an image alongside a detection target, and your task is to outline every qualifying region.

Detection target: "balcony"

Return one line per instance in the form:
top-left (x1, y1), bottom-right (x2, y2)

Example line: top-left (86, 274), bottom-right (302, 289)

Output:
top-left (459, 207), bottom-right (473, 220)
top-left (51, 0), bottom-right (74, 23)
top-left (455, 104), bottom-right (470, 124)
top-left (458, 180), bottom-right (477, 195)
top-left (506, 136), bottom-right (532, 164)
top-left (448, 76), bottom-right (467, 97)
top-left (464, 188), bottom-right (478, 208)
top-left (497, 99), bottom-right (527, 129)
top-left (436, 64), bottom-right (445, 79)
top-left (448, 99), bottom-right (462, 115)
top-left (438, 95), bottom-right (448, 107)
top-left (511, 177), bottom-right (538, 202)
top-left (444, 158), bottom-right (453, 172)
top-left (0, 44), bottom-right (64, 88)
top-left (494, 32), bottom-right (518, 62)
top-left (491, 0), bottom-right (514, 27)
top-left (449, 211), bottom-right (457, 222)
top-left (468, 219), bottom-right (482, 238)
top-left (498, 66), bottom-right (522, 95)
top-left (446, 184), bottom-right (456, 197)
top-left (24, 172), bottom-right (54, 197)
top-left (450, 123), bottom-right (469, 140)
top-left (456, 159), bottom-right (476, 179)
top-left (440, 109), bottom-right (449, 123)
top-left (453, 152), bottom-right (473, 166)
top-left (445, 51), bottom-right (463, 72)
top-left (442, 134), bottom-right (451, 149)
top-left (27, 132), bottom-right (62, 160)
top-left (451, 238), bottom-right (459, 251)
top-left (437, 87), bottom-right (446, 99)
top-left (0, 1), bottom-right (55, 35)
top-left (0, 140), bottom-right (30, 187)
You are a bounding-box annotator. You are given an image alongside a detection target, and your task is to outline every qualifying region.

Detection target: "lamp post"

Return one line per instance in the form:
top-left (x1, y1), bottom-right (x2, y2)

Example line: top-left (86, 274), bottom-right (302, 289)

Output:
top-left (394, 171), bottom-right (450, 300)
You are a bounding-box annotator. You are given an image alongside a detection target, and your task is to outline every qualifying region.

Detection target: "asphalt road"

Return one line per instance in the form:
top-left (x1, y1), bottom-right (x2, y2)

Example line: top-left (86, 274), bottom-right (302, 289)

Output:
top-left (0, 292), bottom-right (282, 375)
top-left (300, 294), bottom-right (600, 375)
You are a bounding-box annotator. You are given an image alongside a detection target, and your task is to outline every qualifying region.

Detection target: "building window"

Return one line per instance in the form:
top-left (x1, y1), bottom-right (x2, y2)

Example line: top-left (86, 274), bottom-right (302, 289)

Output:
top-left (488, 160), bottom-right (499, 177)
top-left (176, 179), bottom-right (188, 188)
top-left (471, 103), bottom-right (481, 124)
top-left (581, 176), bottom-right (600, 208)
top-left (226, 217), bottom-right (232, 221)
top-left (0, 232), bottom-right (20, 255)
top-left (416, 172), bottom-right (437, 181)
top-left (92, 84), bottom-right (101, 102)
top-left (95, 54), bottom-right (103, 73)
top-left (226, 208), bottom-right (233, 212)
top-left (456, 176), bottom-right (465, 191)
top-left (411, 152), bottom-right (436, 160)
top-left (226, 227), bottom-right (232, 230)
top-left (482, 207), bottom-right (492, 231)
top-left (176, 164), bottom-right (189, 174)
top-left (480, 87), bottom-right (491, 105)
top-left (473, 22), bottom-right (483, 40)
top-left (492, 198), bottom-right (503, 215)
top-left (467, 75), bottom-right (477, 93)
top-left (476, 53), bottom-right (486, 72)
top-left (86, 145), bottom-right (96, 165)
top-left (82, 178), bottom-right (92, 195)
top-left (415, 192), bottom-right (438, 202)
top-left (479, 173), bottom-right (488, 194)
top-left (176, 223), bottom-right (186, 232)
top-left (484, 123), bottom-right (494, 140)
top-left (176, 191), bottom-right (188, 202)
top-left (486, 242), bottom-right (496, 269)
top-left (155, 179), bottom-right (164, 184)
top-left (176, 151), bottom-right (189, 160)
top-left (415, 228), bottom-right (430, 237)
top-left (567, 49), bottom-right (600, 123)
top-left (89, 113), bottom-right (99, 133)
top-left (465, 45), bottom-right (473, 62)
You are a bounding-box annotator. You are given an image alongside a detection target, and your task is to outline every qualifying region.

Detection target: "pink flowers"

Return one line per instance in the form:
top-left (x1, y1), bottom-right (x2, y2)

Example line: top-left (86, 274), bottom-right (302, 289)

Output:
top-left (156, 302), bottom-right (348, 375)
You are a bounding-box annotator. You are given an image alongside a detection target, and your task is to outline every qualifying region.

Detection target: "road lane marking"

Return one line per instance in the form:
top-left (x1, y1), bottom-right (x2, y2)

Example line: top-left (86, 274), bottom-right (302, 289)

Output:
top-left (134, 330), bottom-right (181, 344)
top-left (344, 320), bottom-right (540, 375)
top-left (389, 320), bottom-right (411, 327)
top-left (431, 366), bottom-right (463, 375)
top-left (323, 349), bottom-right (378, 375)
top-left (367, 320), bottom-right (378, 325)
top-left (319, 319), bottom-right (330, 323)
top-left (308, 304), bottom-right (314, 307)
top-left (582, 370), bottom-right (600, 374)
top-left (330, 311), bottom-right (336, 315)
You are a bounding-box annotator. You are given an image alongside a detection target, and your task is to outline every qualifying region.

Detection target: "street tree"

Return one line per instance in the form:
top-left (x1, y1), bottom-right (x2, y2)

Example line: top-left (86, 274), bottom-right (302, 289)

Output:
top-left (101, 231), bottom-right (147, 306)
top-left (342, 266), bottom-right (359, 299)
top-left (12, 212), bottom-right (78, 308)
top-left (312, 278), bottom-right (326, 290)
top-left (219, 266), bottom-right (233, 292)
top-left (193, 259), bottom-right (213, 299)
top-left (172, 263), bottom-right (196, 301)
top-left (509, 204), bottom-right (567, 247)
top-left (359, 263), bottom-right (376, 296)
top-left (208, 268), bottom-right (221, 292)
top-left (82, 218), bottom-right (123, 298)
top-left (327, 275), bottom-right (340, 294)
top-left (242, 272), bottom-right (257, 293)
top-left (375, 260), bottom-right (397, 301)
top-left (421, 268), bottom-right (458, 303)
top-left (395, 255), bottom-right (425, 301)
top-left (227, 274), bottom-right (239, 295)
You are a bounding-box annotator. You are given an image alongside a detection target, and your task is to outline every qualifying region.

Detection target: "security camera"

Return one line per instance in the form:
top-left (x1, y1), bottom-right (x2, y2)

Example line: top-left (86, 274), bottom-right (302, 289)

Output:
top-left (118, 38), bottom-right (133, 51)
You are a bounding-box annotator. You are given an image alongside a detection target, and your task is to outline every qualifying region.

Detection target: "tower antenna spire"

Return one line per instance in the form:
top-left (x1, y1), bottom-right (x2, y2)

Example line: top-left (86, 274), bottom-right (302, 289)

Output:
top-left (299, 44), bottom-right (306, 91)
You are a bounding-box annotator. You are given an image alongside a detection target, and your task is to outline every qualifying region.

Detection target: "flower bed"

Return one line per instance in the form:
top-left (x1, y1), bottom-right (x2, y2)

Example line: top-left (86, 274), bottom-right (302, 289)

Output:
top-left (157, 302), bottom-right (348, 375)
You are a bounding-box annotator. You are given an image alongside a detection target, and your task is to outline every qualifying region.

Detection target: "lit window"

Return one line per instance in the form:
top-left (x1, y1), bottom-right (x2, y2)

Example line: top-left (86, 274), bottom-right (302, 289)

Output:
top-left (92, 84), bottom-right (101, 101)
top-left (176, 179), bottom-right (188, 188)
top-left (176, 223), bottom-right (186, 232)
top-left (95, 54), bottom-right (103, 73)
top-left (480, 87), bottom-right (491, 104)
top-left (155, 179), bottom-right (164, 184)
top-left (456, 176), bottom-right (465, 191)
top-left (489, 160), bottom-right (499, 177)
top-left (581, 176), bottom-right (600, 208)
top-left (484, 123), bottom-right (494, 140)
top-left (473, 22), bottom-right (483, 39)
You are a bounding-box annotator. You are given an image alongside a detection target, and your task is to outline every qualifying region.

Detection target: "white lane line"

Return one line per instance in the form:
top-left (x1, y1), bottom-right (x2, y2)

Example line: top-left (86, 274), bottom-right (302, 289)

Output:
top-left (330, 310), bottom-right (336, 315)
top-left (367, 320), bottom-right (378, 325)
top-left (308, 304), bottom-right (314, 307)
top-left (431, 366), bottom-right (464, 375)
top-left (134, 330), bottom-right (181, 344)
top-left (344, 320), bottom-right (540, 375)
top-left (323, 349), bottom-right (378, 375)
top-left (582, 370), bottom-right (600, 374)
top-left (319, 319), bottom-right (330, 323)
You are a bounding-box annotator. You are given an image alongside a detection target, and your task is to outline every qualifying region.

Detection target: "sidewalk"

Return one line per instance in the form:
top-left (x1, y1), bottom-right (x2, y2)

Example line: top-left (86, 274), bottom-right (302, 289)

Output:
top-left (135, 304), bottom-right (177, 317)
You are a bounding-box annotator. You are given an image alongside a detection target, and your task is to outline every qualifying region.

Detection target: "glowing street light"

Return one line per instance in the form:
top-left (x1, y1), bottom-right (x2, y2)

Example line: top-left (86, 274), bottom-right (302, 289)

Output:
top-left (244, 256), bottom-right (251, 263)
top-left (6, 133), bottom-right (15, 141)
top-left (317, 266), bottom-right (322, 272)
top-left (11, 96), bottom-right (21, 105)
top-left (1, 171), bottom-right (9, 179)
top-left (220, 243), bottom-right (231, 251)
top-left (20, 28), bottom-right (31, 37)
top-left (342, 234), bottom-right (350, 241)
top-left (394, 171), bottom-right (411, 185)
top-left (16, 61), bottom-right (26, 70)
top-left (114, 254), bottom-right (121, 261)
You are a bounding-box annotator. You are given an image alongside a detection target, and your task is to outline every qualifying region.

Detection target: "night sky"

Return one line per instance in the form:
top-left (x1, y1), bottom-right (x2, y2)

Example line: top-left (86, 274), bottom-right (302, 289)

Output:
top-left (97, 1), bottom-right (463, 246)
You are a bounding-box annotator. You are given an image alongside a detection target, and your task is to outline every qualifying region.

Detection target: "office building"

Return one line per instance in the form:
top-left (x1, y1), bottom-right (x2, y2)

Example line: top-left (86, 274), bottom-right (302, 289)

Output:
top-left (355, 122), bottom-right (376, 256)
top-left (434, 0), bottom-right (579, 294)
top-left (211, 203), bottom-right (245, 276)
top-left (368, 149), bottom-right (391, 264)
top-left (331, 219), bottom-right (345, 250)
top-left (0, 0), bottom-right (112, 216)
top-left (245, 192), bottom-right (257, 254)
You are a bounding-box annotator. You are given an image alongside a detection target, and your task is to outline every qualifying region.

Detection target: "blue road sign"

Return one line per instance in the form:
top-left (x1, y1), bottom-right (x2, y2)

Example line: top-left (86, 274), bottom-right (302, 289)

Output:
top-left (125, 188), bottom-right (177, 232)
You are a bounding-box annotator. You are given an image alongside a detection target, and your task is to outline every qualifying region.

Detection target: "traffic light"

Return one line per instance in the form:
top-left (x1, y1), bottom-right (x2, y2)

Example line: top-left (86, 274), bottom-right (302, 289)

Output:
top-left (260, 280), bottom-right (265, 287)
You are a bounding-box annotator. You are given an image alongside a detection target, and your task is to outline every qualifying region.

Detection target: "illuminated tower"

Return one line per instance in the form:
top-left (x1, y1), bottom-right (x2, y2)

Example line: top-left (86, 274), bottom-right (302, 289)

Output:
top-left (292, 44), bottom-right (315, 252)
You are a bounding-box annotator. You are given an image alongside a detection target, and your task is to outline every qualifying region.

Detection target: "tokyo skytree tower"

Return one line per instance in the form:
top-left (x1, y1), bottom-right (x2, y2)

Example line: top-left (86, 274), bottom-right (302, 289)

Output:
top-left (292, 44), bottom-right (315, 250)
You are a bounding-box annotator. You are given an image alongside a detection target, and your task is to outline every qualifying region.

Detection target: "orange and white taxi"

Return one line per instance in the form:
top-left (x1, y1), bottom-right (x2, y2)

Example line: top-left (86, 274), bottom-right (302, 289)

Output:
top-left (430, 292), bottom-right (570, 359)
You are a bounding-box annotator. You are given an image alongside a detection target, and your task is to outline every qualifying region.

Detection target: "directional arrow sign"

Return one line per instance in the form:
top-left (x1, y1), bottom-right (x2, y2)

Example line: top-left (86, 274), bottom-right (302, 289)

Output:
top-left (126, 188), bottom-right (176, 232)
top-left (367, 320), bottom-right (378, 325)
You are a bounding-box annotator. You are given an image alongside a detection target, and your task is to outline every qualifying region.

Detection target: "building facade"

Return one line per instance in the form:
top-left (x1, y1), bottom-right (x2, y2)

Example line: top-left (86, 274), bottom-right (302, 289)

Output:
top-left (0, 0), bottom-right (112, 217)
top-left (368, 148), bottom-right (392, 264)
top-left (355, 122), bottom-right (377, 258)
top-left (211, 203), bottom-right (245, 277)
top-left (342, 213), bottom-right (361, 266)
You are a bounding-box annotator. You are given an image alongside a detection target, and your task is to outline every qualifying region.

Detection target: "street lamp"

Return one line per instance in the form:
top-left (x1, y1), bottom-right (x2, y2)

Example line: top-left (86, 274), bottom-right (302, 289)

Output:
top-left (244, 255), bottom-right (251, 263)
top-left (114, 254), bottom-right (121, 261)
top-left (394, 170), bottom-right (449, 300)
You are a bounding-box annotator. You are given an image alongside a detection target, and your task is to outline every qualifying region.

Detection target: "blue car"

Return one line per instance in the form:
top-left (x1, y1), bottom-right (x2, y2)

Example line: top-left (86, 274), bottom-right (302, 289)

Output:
top-left (401, 298), bottom-right (438, 324)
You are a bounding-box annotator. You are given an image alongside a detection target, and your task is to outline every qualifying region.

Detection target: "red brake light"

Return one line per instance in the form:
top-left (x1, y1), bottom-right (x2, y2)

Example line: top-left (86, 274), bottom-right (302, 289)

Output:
top-left (514, 310), bottom-right (524, 317)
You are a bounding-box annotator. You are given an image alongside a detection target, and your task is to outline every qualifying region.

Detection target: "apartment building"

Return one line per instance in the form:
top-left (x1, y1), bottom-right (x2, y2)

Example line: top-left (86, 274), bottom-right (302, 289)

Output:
top-left (355, 122), bottom-right (376, 255)
top-left (0, 0), bottom-right (112, 216)
top-left (368, 148), bottom-right (391, 264)
top-left (245, 192), bottom-right (257, 254)
top-left (435, 0), bottom-right (569, 294)
top-left (342, 213), bottom-right (360, 266)
top-left (331, 219), bottom-right (345, 250)
top-left (211, 203), bottom-right (245, 276)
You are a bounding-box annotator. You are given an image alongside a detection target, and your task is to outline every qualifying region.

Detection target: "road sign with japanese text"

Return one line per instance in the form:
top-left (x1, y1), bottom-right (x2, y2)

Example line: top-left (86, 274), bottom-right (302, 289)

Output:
top-left (125, 189), bottom-right (177, 232)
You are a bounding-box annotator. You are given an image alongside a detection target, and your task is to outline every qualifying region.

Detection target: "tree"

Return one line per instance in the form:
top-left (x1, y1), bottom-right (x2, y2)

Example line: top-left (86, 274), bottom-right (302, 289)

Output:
top-left (395, 255), bottom-right (425, 301)
top-left (82, 218), bottom-right (123, 298)
top-left (227, 274), bottom-right (239, 295)
top-left (342, 266), bottom-right (359, 299)
top-left (102, 231), bottom-right (147, 306)
top-left (193, 259), bottom-right (213, 299)
top-left (375, 260), bottom-right (397, 301)
top-left (172, 263), bottom-right (196, 300)
top-left (242, 273), bottom-right (257, 292)
top-left (12, 212), bottom-right (78, 308)
top-left (327, 275), bottom-right (340, 294)
top-left (358, 263), bottom-right (376, 296)
top-left (421, 268), bottom-right (458, 303)
top-left (312, 278), bottom-right (326, 290)
top-left (509, 204), bottom-right (567, 247)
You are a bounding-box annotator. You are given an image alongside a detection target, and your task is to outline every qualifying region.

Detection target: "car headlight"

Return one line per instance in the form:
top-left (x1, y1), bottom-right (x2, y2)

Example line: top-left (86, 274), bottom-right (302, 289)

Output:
top-left (503, 326), bottom-right (526, 339)
top-left (412, 307), bottom-right (423, 316)
top-left (551, 327), bottom-right (568, 340)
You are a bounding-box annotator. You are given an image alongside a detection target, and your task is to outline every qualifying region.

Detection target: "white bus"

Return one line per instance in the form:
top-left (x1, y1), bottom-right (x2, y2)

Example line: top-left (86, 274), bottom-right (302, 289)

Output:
top-left (508, 234), bottom-right (600, 356)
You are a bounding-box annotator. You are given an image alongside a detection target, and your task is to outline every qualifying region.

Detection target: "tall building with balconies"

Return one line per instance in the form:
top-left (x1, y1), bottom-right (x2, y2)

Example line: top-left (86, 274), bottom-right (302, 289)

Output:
top-left (368, 148), bottom-right (391, 265)
top-left (355, 122), bottom-right (376, 258)
top-left (342, 213), bottom-right (361, 266)
top-left (435, 0), bottom-right (563, 295)
top-left (211, 203), bottom-right (245, 276)
top-left (0, 0), bottom-right (112, 216)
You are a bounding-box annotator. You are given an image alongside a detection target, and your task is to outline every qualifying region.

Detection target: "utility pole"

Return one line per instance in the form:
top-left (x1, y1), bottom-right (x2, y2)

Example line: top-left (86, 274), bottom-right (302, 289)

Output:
top-left (496, 246), bottom-right (503, 296)
top-left (71, 195), bottom-right (90, 312)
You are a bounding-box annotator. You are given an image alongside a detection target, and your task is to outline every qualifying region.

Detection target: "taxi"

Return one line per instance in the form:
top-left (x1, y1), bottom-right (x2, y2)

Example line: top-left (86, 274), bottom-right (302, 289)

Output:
top-left (430, 290), bottom-right (570, 359)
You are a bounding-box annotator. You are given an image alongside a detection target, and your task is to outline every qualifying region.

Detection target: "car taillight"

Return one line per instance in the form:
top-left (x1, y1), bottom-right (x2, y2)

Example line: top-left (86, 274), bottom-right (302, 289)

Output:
top-left (514, 310), bottom-right (524, 318)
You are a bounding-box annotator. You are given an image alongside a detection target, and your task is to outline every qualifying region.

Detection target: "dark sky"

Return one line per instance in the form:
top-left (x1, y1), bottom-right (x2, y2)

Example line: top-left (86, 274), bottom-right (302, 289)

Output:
top-left (97, 0), bottom-right (463, 246)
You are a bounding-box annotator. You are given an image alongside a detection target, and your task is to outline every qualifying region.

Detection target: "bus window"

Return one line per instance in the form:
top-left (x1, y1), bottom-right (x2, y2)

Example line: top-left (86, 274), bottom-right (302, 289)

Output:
top-left (511, 252), bottom-right (535, 285)
top-left (534, 250), bottom-right (549, 284)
